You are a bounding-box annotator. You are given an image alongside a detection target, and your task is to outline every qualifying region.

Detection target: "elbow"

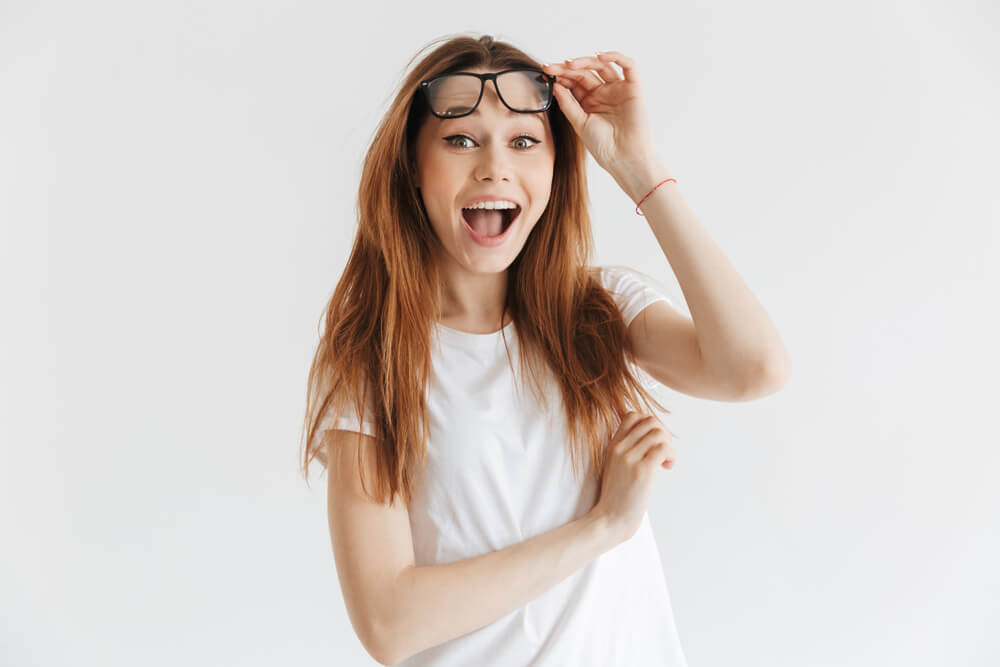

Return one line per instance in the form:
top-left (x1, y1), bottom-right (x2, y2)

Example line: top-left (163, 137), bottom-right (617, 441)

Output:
top-left (364, 566), bottom-right (418, 665)
top-left (767, 355), bottom-right (792, 390)
top-left (366, 599), bottom-right (411, 666)
top-left (359, 607), bottom-right (402, 666)
top-left (342, 597), bottom-right (397, 666)
top-left (739, 358), bottom-right (791, 400)
top-left (373, 649), bottom-right (401, 666)
top-left (364, 621), bottom-right (400, 666)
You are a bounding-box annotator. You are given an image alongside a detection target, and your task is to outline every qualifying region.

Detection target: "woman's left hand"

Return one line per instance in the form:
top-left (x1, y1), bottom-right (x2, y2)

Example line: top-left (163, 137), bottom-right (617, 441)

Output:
top-left (543, 52), bottom-right (656, 176)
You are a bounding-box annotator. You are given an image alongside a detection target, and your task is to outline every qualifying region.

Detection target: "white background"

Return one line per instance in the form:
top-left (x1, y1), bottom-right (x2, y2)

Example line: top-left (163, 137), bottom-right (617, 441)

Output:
top-left (2, 1), bottom-right (997, 665)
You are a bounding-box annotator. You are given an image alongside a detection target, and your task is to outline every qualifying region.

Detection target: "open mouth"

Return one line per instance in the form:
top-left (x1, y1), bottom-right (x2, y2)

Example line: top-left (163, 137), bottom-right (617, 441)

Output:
top-left (460, 205), bottom-right (521, 237)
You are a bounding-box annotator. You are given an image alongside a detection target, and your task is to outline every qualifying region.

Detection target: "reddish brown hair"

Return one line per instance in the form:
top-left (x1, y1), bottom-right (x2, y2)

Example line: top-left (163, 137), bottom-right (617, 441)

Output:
top-left (300, 33), bottom-right (669, 504)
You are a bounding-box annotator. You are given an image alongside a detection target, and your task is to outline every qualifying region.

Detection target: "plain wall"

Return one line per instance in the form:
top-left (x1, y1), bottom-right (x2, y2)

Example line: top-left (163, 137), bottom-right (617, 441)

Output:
top-left (2, 1), bottom-right (997, 665)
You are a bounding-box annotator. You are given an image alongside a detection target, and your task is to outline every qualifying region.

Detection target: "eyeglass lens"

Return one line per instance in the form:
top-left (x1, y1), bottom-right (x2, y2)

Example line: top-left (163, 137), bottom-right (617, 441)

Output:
top-left (425, 71), bottom-right (549, 117)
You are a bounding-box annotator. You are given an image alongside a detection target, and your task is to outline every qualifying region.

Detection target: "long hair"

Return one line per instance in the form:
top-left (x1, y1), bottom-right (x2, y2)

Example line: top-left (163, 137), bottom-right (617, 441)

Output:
top-left (300, 33), bottom-right (669, 505)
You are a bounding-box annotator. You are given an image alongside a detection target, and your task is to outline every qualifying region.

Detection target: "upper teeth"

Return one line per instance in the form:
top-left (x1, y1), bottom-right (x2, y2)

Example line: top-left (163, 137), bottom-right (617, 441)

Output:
top-left (462, 200), bottom-right (518, 210)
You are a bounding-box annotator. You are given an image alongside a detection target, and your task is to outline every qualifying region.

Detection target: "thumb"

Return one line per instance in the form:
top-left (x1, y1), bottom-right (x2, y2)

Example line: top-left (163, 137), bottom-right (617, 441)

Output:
top-left (552, 81), bottom-right (585, 133)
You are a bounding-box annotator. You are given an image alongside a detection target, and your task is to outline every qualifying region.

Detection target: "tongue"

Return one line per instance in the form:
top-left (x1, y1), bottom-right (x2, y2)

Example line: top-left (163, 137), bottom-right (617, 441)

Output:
top-left (464, 209), bottom-right (504, 237)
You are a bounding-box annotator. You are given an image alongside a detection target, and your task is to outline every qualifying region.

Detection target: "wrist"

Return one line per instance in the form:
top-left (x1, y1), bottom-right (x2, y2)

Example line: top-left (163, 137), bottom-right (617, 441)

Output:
top-left (609, 154), bottom-right (673, 204)
top-left (583, 509), bottom-right (623, 551)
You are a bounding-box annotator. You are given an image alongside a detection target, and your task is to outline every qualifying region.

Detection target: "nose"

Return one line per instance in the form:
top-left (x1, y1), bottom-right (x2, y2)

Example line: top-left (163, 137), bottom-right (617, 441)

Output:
top-left (474, 139), bottom-right (513, 183)
top-left (473, 87), bottom-right (513, 183)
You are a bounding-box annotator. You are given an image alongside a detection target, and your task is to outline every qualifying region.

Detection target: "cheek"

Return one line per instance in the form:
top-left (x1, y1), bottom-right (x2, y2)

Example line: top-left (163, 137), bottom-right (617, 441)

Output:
top-left (421, 191), bottom-right (460, 239)
top-left (528, 163), bottom-right (555, 201)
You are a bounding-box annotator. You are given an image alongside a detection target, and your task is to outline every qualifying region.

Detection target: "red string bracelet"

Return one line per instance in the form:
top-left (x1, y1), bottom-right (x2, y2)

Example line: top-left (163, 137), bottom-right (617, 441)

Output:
top-left (635, 178), bottom-right (677, 215)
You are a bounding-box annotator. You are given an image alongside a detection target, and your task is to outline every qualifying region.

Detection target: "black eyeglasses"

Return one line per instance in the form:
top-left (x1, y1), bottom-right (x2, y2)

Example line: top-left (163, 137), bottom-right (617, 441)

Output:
top-left (419, 68), bottom-right (556, 119)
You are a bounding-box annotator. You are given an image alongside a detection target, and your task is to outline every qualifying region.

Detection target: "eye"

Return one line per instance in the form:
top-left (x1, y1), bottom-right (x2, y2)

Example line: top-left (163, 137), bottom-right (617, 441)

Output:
top-left (512, 135), bottom-right (541, 150)
top-left (444, 134), bottom-right (542, 150)
top-left (445, 134), bottom-right (476, 149)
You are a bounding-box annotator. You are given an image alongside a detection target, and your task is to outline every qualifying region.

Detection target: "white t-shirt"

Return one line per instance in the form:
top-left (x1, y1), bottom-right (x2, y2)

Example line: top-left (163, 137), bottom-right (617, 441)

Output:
top-left (321, 265), bottom-right (690, 667)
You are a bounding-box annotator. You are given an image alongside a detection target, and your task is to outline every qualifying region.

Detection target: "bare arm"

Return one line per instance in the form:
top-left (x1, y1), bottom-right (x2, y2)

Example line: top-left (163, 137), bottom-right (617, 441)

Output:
top-left (378, 513), bottom-right (617, 665)
top-left (326, 427), bottom-right (620, 666)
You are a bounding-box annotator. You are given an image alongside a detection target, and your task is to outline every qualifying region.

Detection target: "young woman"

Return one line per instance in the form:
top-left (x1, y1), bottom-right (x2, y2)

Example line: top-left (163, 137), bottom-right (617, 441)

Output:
top-left (302, 34), bottom-right (790, 666)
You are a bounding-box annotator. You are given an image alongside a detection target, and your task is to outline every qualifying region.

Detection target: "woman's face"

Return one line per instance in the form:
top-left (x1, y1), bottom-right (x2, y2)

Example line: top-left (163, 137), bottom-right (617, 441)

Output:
top-left (414, 67), bottom-right (556, 275)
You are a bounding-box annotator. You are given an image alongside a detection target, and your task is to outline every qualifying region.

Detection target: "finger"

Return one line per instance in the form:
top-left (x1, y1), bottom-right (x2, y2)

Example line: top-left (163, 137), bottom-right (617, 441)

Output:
top-left (595, 52), bottom-right (639, 85)
top-left (550, 81), bottom-right (586, 132)
top-left (570, 54), bottom-right (622, 84)
top-left (625, 418), bottom-right (672, 457)
top-left (548, 69), bottom-right (590, 106)
top-left (625, 430), bottom-right (667, 465)
top-left (622, 414), bottom-right (657, 440)
top-left (622, 421), bottom-right (666, 461)
top-left (650, 441), bottom-right (676, 466)
top-left (611, 414), bottom-right (654, 455)
top-left (567, 58), bottom-right (607, 85)
top-left (559, 73), bottom-right (598, 107)
top-left (644, 442), bottom-right (675, 469)
top-left (594, 54), bottom-right (624, 83)
top-left (615, 411), bottom-right (647, 435)
top-left (642, 442), bottom-right (670, 467)
top-left (630, 414), bottom-right (659, 433)
top-left (559, 61), bottom-right (603, 93)
top-left (593, 53), bottom-right (623, 83)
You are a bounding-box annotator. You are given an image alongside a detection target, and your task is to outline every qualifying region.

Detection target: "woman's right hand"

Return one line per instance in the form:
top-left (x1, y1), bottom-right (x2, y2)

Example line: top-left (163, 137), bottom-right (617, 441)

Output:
top-left (591, 411), bottom-right (678, 544)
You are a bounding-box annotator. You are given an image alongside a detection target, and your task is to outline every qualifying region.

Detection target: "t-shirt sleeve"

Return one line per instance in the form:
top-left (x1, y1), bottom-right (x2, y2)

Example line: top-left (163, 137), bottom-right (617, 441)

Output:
top-left (598, 264), bottom-right (678, 327)
top-left (317, 400), bottom-right (377, 438)
top-left (598, 265), bottom-right (682, 389)
top-left (310, 384), bottom-right (378, 466)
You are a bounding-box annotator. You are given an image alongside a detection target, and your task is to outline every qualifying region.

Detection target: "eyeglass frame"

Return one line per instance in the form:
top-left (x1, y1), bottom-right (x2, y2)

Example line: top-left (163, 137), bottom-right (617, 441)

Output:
top-left (419, 68), bottom-right (557, 119)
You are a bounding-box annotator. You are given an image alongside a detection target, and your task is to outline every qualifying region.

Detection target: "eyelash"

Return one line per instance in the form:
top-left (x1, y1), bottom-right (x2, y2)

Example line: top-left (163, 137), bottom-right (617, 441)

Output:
top-left (444, 134), bottom-right (542, 150)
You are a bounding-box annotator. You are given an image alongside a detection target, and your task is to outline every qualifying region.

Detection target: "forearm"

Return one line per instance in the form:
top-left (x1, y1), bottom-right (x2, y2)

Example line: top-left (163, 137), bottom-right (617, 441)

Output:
top-left (377, 513), bottom-right (618, 664)
top-left (611, 153), bottom-right (792, 387)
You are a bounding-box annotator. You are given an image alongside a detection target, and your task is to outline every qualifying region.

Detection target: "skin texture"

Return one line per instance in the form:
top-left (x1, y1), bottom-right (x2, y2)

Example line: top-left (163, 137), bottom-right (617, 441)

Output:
top-left (414, 67), bottom-right (556, 334)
